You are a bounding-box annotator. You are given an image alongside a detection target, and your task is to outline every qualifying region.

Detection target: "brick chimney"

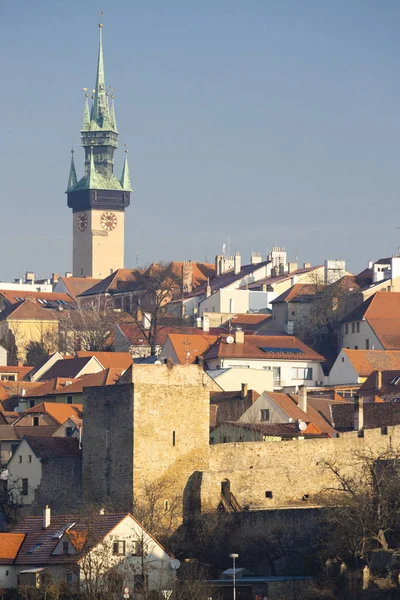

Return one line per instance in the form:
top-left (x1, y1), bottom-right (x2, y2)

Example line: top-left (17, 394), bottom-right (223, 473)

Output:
top-left (354, 395), bottom-right (364, 431)
top-left (234, 329), bottom-right (244, 344)
top-left (241, 383), bottom-right (248, 398)
top-left (376, 371), bottom-right (382, 390)
top-left (43, 505), bottom-right (51, 529)
top-left (298, 385), bottom-right (307, 413)
top-left (234, 253), bottom-right (241, 275)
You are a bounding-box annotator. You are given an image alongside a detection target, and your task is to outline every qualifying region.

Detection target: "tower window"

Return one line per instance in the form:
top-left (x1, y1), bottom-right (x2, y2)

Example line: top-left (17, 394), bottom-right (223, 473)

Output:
top-left (172, 431), bottom-right (176, 446)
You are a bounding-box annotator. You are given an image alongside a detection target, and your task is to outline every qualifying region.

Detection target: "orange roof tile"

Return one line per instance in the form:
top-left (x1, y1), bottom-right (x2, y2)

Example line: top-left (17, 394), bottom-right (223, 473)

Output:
top-left (266, 392), bottom-right (337, 436)
top-left (25, 402), bottom-right (83, 424)
top-left (344, 349), bottom-right (400, 377)
top-left (0, 298), bottom-right (59, 322)
top-left (0, 533), bottom-right (25, 562)
top-left (76, 351), bottom-right (132, 370)
top-left (23, 378), bottom-right (74, 398)
top-left (166, 333), bottom-right (220, 364)
top-left (49, 368), bottom-right (122, 394)
top-left (204, 334), bottom-right (325, 362)
top-left (0, 290), bottom-right (74, 306)
top-left (58, 277), bottom-right (102, 298)
top-left (0, 366), bottom-right (34, 379)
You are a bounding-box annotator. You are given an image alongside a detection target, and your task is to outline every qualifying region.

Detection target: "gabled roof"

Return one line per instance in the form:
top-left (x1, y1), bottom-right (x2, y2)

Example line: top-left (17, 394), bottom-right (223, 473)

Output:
top-left (244, 265), bottom-right (322, 290)
top-left (118, 323), bottom-right (224, 348)
top-left (219, 421), bottom-right (327, 438)
top-left (265, 391), bottom-right (337, 436)
top-left (210, 261), bottom-right (269, 293)
top-left (48, 368), bottom-right (122, 395)
top-left (79, 269), bottom-right (140, 297)
top-left (12, 514), bottom-right (128, 565)
top-left (342, 292), bottom-right (400, 349)
top-left (165, 333), bottom-right (221, 364)
top-left (22, 437), bottom-right (80, 459)
top-left (0, 424), bottom-right (19, 440)
top-left (56, 277), bottom-right (102, 299)
top-left (210, 390), bottom-right (259, 427)
top-left (203, 334), bottom-right (325, 362)
top-left (0, 290), bottom-right (74, 307)
top-left (76, 351), bottom-right (132, 370)
top-left (0, 299), bottom-right (58, 323)
top-left (23, 378), bottom-right (76, 398)
top-left (271, 284), bottom-right (318, 304)
top-left (37, 357), bottom-right (101, 382)
top-left (0, 366), bottom-right (34, 379)
top-left (220, 314), bottom-right (272, 332)
top-left (24, 402), bottom-right (83, 425)
top-left (342, 349), bottom-right (400, 377)
top-left (14, 426), bottom-right (59, 438)
top-left (0, 533), bottom-right (25, 563)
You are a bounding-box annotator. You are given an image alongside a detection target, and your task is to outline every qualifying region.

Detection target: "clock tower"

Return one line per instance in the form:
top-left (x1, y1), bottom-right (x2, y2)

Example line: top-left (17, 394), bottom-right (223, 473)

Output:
top-left (66, 21), bottom-right (131, 279)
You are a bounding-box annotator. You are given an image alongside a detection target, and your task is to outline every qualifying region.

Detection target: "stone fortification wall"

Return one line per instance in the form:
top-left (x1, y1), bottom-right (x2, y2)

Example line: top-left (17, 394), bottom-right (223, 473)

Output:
top-left (197, 427), bottom-right (400, 511)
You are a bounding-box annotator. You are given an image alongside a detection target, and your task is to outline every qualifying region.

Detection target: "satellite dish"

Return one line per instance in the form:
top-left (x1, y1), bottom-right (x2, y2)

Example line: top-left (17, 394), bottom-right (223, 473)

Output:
top-left (298, 421), bottom-right (307, 432)
top-left (170, 559), bottom-right (181, 570)
top-left (14, 406), bottom-right (22, 413)
top-left (226, 336), bottom-right (234, 344)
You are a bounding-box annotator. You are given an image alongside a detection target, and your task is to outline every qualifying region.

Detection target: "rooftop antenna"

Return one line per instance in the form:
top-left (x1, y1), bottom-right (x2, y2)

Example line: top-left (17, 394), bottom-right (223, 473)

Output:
top-left (228, 236), bottom-right (231, 256)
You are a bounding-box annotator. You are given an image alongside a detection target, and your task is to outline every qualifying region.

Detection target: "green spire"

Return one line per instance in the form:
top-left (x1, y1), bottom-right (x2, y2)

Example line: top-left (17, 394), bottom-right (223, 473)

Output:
top-left (90, 24), bottom-right (111, 130)
top-left (110, 96), bottom-right (117, 131)
top-left (87, 146), bottom-right (99, 188)
top-left (82, 95), bottom-right (90, 131)
top-left (120, 147), bottom-right (132, 191)
top-left (67, 149), bottom-right (78, 191)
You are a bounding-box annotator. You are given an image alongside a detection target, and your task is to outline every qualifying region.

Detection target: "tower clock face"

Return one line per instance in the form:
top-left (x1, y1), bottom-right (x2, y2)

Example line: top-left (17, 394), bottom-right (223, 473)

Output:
top-left (101, 211), bottom-right (118, 232)
top-left (78, 213), bottom-right (88, 232)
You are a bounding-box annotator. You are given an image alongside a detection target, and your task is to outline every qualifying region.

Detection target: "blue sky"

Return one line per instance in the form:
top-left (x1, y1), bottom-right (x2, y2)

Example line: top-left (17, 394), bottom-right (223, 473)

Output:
top-left (0, 1), bottom-right (399, 279)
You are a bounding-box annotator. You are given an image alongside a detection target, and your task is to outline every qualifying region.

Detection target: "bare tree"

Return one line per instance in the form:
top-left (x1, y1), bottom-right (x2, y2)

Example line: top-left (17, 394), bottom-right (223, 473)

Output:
top-left (128, 263), bottom-right (184, 355)
top-left (317, 447), bottom-right (400, 567)
top-left (58, 297), bottom-right (123, 353)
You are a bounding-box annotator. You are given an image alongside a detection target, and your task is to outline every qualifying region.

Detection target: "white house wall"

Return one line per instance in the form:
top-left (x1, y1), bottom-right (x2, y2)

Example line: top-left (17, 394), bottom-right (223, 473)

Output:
top-left (210, 368), bottom-right (274, 394)
top-left (7, 440), bottom-right (42, 505)
top-left (341, 321), bottom-right (383, 351)
top-left (329, 349), bottom-right (359, 385)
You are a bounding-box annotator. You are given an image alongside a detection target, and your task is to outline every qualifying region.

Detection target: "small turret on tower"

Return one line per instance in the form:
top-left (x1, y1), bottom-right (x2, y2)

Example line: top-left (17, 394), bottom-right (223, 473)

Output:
top-left (120, 146), bottom-right (132, 192)
top-left (67, 149), bottom-right (77, 191)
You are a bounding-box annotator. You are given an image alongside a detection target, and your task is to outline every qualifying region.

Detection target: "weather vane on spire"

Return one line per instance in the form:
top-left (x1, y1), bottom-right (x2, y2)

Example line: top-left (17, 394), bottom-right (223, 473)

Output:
top-left (99, 11), bottom-right (104, 28)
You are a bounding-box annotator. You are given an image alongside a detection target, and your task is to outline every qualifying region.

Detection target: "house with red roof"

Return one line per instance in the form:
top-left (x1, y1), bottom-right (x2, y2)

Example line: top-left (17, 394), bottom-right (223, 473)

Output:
top-left (341, 291), bottom-right (400, 352)
top-left (0, 507), bottom-right (175, 593)
top-left (329, 348), bottom-right (400, 385)
top-left (203, 330), bottom-right (326, 390)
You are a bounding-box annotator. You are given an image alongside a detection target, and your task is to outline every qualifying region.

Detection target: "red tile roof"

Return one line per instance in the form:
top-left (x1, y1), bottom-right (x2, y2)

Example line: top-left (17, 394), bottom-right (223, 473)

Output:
top-left (266, 392), bottom-right (337, 436)
top-left (343, 292), bottom-right (400, 350)
top-left (57, 277), bottom-right (102, 299)
top-left (272, 284), bottom-right (318, 304)
top-left (203, 334), bottom-right (325, 362)
top-left (49, 369), bottom-right (122, 394)
top-left (343, 349), bottom-right (400, 377)
top-left (0, 366), bottom-right (34, 379)
top-left (25, 402), bottom-right (83, 425)
top-left (23, 378), bottom-right (75, 398)
top-left (0, 299), bottom-right (59, 322)
top-left (221, 314), bottom-right (272, 332)
top-left (0, 290), bottom-right (74, 306)
top-left (25, 437), bottom-right (81, 459)
top-left (76, 351), bottom-right (132, 370)
top-left (166, 333), bottom-right (221, 364)
top-left (0, 533), bottom-right (25, 563)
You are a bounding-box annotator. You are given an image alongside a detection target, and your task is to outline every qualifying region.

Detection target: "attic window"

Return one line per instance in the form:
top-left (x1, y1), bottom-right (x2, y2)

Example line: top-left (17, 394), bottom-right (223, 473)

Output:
top-left (391, 376), bottom-right (400, 385)
top-left (27, 544), bottom-right (41, 554)
top-left (265, 491), bottom-right (273, 499)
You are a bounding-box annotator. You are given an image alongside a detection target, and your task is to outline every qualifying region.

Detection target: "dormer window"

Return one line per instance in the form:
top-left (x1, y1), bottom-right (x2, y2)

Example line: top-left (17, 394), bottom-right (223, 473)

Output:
top-left (63, 541), bottom-right (69, 555)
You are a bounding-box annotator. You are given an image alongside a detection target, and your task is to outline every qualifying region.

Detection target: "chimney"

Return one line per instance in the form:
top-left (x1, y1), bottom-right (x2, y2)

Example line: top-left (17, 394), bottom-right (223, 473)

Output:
top-left (65, 272), bottom-right (73, 278)
top-left (182, 261), bottom-right (193, 294)
top-left (354, 395), bottom-right (364, 431)
top-left (303, 262), bottom-right (311, 269)
top-left (17, 360), bottom-right (23, 368)
top-left (251, 252), bottom-right (261, 265)
top-left (25, 271), bottom-right (35, 284)
top-left (241, 383), bottom-right (248, 399)
top-left (234, 253), bottom-right (241, 275)
top-left (279, 263), bottom-right (285, 275)
top-left (51, 273), bottom-right (59, 285)
top-left (43, 505), bottom-right (51, 529)
top-left (206, 279), bottom-right (211, 298)
top-left (202, 316), bottom-right (210, 332)
top-left (288, 262), bottom-right (298, 274)
top-left (376, 371), bottom-right (382, 390)
top-left (234, 329), bottom-right (244, 344)
top-left (298, 385), bottom-right (307, 413)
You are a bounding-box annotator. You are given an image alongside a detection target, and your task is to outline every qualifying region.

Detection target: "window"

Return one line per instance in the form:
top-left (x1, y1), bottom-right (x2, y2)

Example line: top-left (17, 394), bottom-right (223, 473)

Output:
top-left (19, 456), bottom-right (22, 463)
top-left (172, 431), bottom-right (176, 447)
top-left (22, 479), bottom-right (28, 496)
top-left (112, 541), bottom-right (126, 556)
top-left (291, 368), bottom-right (313, 380)
top-left (265, 491), bottom-right (273, 499)
top-left (28, 455), bottom-right (32, 463)
top-left (132, 540), bottom-right (143, 556)
top-left (67, 396), bottom-right (73, 404)
top-left (27, 543), bottom-right (41, 554)
top-left (33, 417), bottom-right (39, 427)
top-left (356, 322), bottom-right (360, 333)
top-left (66, 427), bottom-right (73, 437)
top-left (381, 426), bottom-right (388, 436)
top-left (62, 541), bottom-right (69, 555)
top-left (259, 409), bottom-right (270, 421)
top-left (351, 323), bottom-right (355, 333)
top-left (29, 400), bottom-right (35, 408)
top-left (345, 324), bottom-right (348, 334)
top-left (164, 500), bottom-right (169, 512)
top-left (342, 357), bottom-right (345, 363)
top-left (366, 339), bottom-right (369, 350)
top-left (354, 346), bottom-right (358, 350)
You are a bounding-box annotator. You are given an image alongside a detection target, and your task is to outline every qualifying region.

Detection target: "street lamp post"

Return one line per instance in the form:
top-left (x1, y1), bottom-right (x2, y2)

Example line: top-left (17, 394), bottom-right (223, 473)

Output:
top-left (229, 553), bottom-right (239, 600)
